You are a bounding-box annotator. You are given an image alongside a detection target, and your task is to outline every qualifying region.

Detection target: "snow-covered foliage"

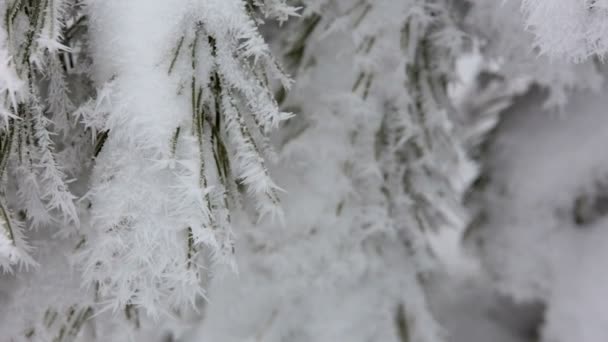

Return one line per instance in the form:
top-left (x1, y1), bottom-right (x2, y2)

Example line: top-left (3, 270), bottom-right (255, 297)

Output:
top-left (0, 0), bottom-right (79, 272)
top-left (0, 0), bottom-right (607, 341)
top-left (520, 0), bottom-right (608, 62)
top-left (79, 0), bottom-right (295, 317)
top-left (191, 0), bottom-right (479, 341)
top-left (0, 0), bottom-right (297, 340)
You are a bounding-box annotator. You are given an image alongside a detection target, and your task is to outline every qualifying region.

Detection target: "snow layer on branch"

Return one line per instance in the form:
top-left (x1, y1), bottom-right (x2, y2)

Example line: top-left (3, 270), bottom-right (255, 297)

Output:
top-left (521, 0), bottom-right (608, 62)
top-left (82, 0), bottom-right (290, 316)
top-left (83, 0), bottom-right (215, 316)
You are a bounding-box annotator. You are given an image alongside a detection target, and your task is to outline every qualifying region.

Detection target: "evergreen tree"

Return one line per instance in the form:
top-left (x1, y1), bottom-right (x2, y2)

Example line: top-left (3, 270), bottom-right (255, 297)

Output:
top-left (0, 1), bottom-right (607, 341)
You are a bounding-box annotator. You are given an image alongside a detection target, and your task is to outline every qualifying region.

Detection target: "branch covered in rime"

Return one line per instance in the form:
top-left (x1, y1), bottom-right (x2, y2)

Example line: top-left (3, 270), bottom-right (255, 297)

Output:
top-left (521, 0), bottom-right (608, 62)
top-left (274, 0), bottom-right (476, 340)
top-left (0, 0), bottom-right (297, 339)
top-left (79, 0), bottom-right (295, 317)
